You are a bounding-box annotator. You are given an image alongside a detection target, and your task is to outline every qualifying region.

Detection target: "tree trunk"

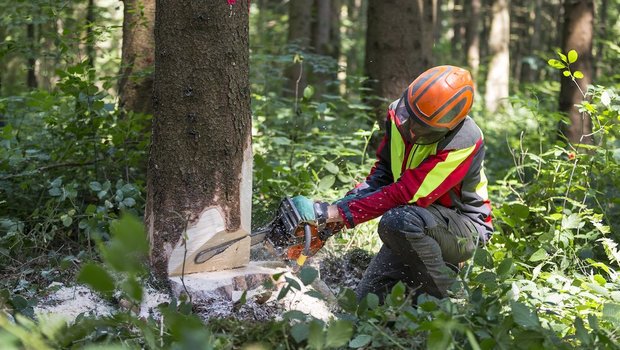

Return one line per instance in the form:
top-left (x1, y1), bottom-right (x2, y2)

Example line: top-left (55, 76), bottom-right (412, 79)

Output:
top-left (595, 0), bottom-right (607, 79)
top-left (484, 0), bottom-right (509, 113)
top-left (465, 0), bottom-right (481, 85)
top-left (285, 0), bottom-right (313, 97)
top-left (433, 0), bottom-right (442, 43)
top-left (27, 22), bottom-right (38, 89)
top-left (451, 0), bottom-right (464, 62)
top-left (86, 0), bottom-right (96, 69)
top-left (521, 0), bottom-right (542, 83)
top-left (559, 0), bottom-right (594, 145)
top-left (147, 0), bottom-right (252, 280)
top-left (510, 0), bottom-right (527, 86)
top-left (345, 0), bottom-right (364, 91)
top-left (118, 0), bottom-right (156, 115)
top-left (365, 0), bottom-right (433, 125)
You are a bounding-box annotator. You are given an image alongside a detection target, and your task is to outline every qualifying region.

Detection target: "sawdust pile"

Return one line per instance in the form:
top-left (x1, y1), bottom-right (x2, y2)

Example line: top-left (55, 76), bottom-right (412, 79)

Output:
top-left (33, 251), bottom-right (371, 324)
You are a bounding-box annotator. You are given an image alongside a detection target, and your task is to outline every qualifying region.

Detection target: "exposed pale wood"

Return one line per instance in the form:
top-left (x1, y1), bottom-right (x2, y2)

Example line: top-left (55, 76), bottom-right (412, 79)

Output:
top-left (166, 138), bottom-right (253, 276)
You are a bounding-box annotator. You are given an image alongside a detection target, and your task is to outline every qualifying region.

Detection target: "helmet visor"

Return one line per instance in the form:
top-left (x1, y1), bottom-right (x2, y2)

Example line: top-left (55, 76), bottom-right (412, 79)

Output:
top-left (393, 96), bottom-right (447, 145)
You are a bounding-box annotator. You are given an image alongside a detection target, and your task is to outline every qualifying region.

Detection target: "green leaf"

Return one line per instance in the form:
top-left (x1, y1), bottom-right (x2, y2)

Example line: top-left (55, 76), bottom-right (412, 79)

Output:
top-left (349, 334), bottom-right (372, 348)
top-left (299, 266), bottom-right (319, 286)
top-left (61, 215), bottom-right (73, 227)
top-left (285, 276), bottom-right (301, 291)
top-left (324, 162), bottom-right (339, 174)
top-left (325, 320), bottom-right (353, 348)
top-left (365, 293), bottom-right (379, 310)
top-left (50, 177), bottom-right (62, 188)
top-left (529, 248), bottom-right (548, 262)
top-left (602, 303), bottom-right (620, 324)
top-left (318, 175), bottom-right (336, 191)
top-left (563, 70), bottom-right (571, 77)
top-left (562, 213), bottom-right (582, 230)
top-left (573, 70), bottom-right (584, 79)
top-left (497, 258), bottom-right (514, 276)
top-left (387, 281), bottom-right (406, 307)
top-left (78, 263), bottom-right (115, 297)
top-left (291, 323), bottom-right (309, 343)
top-left (89, 181), bottom-right (102, 191)
top-left (284, 310), bottom-right (308, 321)
top-left (308, 320), bottom-right (325, 350)
top-left (557, 50), bottom-right (568, 63)
top-left (122, 197), bottom-right (136, 207)
top-left (547, 59), bottom-right (566, 69)
top-left (473, 249), bottom-right (494, 269)
top-left (511, 301), bottom-right (541, 329)
top-left (103, 214), bottom-right (149, 273)
top-left (574, 317), bottom-right (591, 346)
top-left (122, 277), bottom-right (143, 303)
top-left (48, 187), bottom-right (62, 197)
top-left (303, 85), bottom-right (315, 100)
top-left (568, 49), bottom-right (578, 63)
top-left (601, 91), bottom-right (611, 107)
top-left (338, 289), bottom-right (358, 313)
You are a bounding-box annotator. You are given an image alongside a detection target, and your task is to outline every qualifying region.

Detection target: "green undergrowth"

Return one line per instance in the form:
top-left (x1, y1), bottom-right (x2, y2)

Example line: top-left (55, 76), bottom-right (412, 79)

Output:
top-left (1, 52), bottom-right (620, 348)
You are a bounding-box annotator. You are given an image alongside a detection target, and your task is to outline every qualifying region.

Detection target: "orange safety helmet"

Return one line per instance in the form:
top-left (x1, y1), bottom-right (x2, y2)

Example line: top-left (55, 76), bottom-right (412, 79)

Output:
top-left (394, 65), bottom-right (474, 144)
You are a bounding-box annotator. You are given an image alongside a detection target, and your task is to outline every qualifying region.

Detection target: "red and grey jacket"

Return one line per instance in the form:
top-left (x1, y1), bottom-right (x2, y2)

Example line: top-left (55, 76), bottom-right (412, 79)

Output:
top-left (336, 103), bottom-right (493, 240)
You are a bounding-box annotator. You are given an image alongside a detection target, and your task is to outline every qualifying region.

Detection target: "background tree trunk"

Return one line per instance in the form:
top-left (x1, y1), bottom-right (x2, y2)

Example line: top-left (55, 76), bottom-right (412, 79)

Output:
top-left (365, 0), bottom-right (433, 125)
top-left (27, 22), bottom-right (38, 89)
top-left (311, 0), bottom-right (339, 96)
top-left (559, 0), bottom-right (594, 145)
top-left (285, 0), bottom-right (313, 97)
top-left (484, 0), bottom-right (510, 113)
top-left (521, 0), bottom-right (542, 83)
top-left (595, 0), bottom-right (607, 79)
top-left (147, 0), bottom-right (252, 280)
top-left (118, 0), bottom-right (156, 115)
top-left (344, 0), bottom-right (365, 92)
top-left (86, 0), bottom-right (96, 69)
top-left (451, 0), bottom-right (464, 63)
top-left (465, 0), bottom-right (481, 86)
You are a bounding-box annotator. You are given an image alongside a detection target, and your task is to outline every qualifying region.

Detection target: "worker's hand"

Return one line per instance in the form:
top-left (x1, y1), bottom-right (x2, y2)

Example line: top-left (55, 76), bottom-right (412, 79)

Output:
top-left (291, 195), bottom-right (318, 225)
top-left (291, 195), bottom-right (330, 229)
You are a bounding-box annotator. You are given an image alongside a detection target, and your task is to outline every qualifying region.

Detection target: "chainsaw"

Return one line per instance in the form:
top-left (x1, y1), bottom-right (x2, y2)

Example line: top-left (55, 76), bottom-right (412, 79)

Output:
top-left (249, 197), bottom-right (339, 266)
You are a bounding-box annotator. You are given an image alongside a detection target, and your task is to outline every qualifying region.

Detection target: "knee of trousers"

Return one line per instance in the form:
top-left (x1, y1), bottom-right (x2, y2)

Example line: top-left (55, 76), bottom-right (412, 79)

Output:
top-left (378, 206), bottom-right (437, 244)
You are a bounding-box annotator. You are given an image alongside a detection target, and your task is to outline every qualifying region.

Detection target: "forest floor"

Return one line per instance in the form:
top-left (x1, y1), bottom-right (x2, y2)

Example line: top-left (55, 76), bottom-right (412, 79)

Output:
top-left (31, 248), bottom-right (374, 324)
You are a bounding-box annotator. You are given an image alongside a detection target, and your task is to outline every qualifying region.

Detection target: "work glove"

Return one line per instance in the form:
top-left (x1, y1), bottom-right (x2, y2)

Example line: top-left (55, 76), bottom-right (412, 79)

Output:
top-left (290, 195), bottom-right (329, 231)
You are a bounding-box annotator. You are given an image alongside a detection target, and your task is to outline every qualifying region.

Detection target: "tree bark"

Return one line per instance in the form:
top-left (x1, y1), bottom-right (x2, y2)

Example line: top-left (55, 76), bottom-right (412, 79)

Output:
top-left (285, 0), bottom-right (313, 97)
top-left (147, 0), bottom-right (252, 280)
top-left (118, 0), bottom-right (156, 115)
top-left (365, 0), bottom-right (433, 125)
top-left (27, 22), bottom-right (38, 89)
top-left (451, 0), bottom-right (464, 61)
top-left (465, 0), bottom-right (481, 85)
top-left (484, 0), bottom-right (509, 113)
top-left (595, 0), bottom-right (607, 79)
top-left (521, 0), bottom-right (542, 83)
top-left (559, 0), bottom-right (594, 145)
top-left (345, 0), bottom-right (364, 90)
top-left (86, 0), bottom-right (96, 69)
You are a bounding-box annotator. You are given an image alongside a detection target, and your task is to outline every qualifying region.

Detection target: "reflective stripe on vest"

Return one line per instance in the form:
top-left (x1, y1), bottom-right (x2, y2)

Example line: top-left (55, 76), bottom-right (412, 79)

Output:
top-left (389, 117), bottom-right (438, 182)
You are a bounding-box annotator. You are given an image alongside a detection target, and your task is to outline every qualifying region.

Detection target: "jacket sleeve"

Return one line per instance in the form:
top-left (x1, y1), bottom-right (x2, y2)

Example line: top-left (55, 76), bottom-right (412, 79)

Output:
top-left (345, 116), bottom-right (393, 197)
top-left (336, 138), bottom-right (483, 228)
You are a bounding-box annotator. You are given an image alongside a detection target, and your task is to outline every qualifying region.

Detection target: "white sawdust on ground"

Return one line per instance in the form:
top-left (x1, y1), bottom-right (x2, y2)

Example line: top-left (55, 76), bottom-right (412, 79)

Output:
top-left (33, 250), bottom-right (371, 324)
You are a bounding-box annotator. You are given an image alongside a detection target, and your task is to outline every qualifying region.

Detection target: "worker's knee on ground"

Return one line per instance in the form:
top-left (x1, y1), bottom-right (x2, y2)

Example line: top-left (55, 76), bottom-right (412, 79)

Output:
top-left (380, 205), bottom-right (435, 232)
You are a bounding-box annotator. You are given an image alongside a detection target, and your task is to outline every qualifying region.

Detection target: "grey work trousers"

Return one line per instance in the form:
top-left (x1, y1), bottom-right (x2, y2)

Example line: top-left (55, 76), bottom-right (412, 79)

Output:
top-left (355, 204), bottom-right (480, 302)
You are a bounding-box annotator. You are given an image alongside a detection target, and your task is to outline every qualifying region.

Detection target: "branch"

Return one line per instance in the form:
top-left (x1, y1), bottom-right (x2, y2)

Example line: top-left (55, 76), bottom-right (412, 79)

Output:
top-left (0, 160), bottom-right (97, 180)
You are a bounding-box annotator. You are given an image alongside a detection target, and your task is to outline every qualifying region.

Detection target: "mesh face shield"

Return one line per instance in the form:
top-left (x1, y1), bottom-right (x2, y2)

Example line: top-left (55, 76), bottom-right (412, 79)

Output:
top-left (393, 95), bottom-right (448, 145)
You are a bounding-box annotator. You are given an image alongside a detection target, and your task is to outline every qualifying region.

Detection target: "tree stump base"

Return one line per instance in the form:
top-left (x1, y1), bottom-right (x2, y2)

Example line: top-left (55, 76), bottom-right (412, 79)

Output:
top-left (168, 260), bottom-right (337, 320)
top-left (169, 260), bottom-right (287, 301)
